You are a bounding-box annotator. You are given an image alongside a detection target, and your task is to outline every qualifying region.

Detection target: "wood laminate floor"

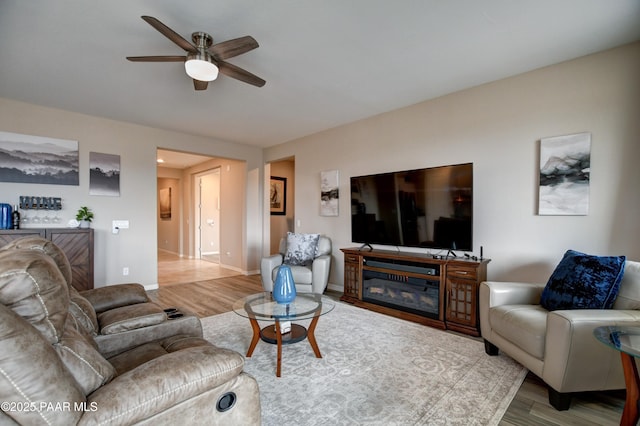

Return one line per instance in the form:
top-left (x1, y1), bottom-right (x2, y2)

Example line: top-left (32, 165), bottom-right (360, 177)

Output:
top-left (149, 254), bottom-right (626, 425)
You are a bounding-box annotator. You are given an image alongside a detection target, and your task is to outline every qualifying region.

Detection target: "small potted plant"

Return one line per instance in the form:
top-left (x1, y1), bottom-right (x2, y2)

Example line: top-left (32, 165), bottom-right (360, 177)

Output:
top-left (75, 206), bottom-right (94, 228)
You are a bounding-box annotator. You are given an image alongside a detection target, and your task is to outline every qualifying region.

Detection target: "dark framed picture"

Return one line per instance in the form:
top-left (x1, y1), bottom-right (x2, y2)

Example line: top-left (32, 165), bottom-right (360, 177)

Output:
top-left (270, 176), bottom-right (286, 215)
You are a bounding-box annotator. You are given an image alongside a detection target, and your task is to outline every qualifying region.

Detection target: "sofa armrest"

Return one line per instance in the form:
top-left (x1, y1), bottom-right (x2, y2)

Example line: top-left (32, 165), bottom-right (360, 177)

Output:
top-left (81, 345), bottom-right (245, 425)
top-left (95, 309), bottom-right (202, 358)
top-left (543, 309), bottom-right (640, 393)
top-left (260, 254), bottom-right (283, 292)
top-left (479, 281), bottom-right (546, 341)
top-left (311, 254), bottom-right (331, 294)
top-left (97, 303), bottom-right (166, 335)
top-left (480, 281), bottom-right (545, 308)
top-left (80, 283), bottom-right (149, 313)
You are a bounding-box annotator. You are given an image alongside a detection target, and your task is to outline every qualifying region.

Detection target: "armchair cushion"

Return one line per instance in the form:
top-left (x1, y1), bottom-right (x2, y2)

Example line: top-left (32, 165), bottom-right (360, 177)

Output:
top-left (283, 232), bottom-right (319, 266)
top-left (488, 304), bottom-right (548, 359)
top-left (540, 250), bottom-right (626, 310)
top-left (272, 264), bottom-right (313, 286)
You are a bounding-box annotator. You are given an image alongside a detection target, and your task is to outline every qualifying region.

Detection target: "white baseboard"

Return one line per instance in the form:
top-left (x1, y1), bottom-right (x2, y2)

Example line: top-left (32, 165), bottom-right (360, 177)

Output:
top-left (219, 263), bottom-right (242, 273)
top-left (158, 248), bottom-right (182, 257)
top-left (327, 282), bottom-right (343, 293)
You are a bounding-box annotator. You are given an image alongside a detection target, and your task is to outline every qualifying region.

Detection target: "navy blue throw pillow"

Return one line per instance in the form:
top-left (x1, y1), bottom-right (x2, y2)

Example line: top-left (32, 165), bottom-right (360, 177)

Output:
top-left (540, 250), bottom-right (626, 311)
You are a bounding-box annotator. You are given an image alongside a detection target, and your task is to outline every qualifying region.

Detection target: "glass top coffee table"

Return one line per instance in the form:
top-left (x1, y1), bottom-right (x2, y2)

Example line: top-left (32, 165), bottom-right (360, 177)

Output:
top-left (593, 325), bottom-right (640, 426)
top-left (232, 292), bottom-right (335, 377)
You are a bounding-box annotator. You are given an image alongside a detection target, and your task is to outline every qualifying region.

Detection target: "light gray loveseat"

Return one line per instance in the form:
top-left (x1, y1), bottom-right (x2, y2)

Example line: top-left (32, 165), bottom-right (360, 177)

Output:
top-left (0, 238), bottom-right (261, 425)
top-left (480, 259), bottom-right (640, 410)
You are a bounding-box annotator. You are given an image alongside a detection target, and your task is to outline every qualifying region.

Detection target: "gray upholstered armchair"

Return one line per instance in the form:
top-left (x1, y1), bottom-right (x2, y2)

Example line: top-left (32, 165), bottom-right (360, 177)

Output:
top-left (480, 259), bottom-right (640, 410)
top-left (261, 235), bottom-right (332, 294)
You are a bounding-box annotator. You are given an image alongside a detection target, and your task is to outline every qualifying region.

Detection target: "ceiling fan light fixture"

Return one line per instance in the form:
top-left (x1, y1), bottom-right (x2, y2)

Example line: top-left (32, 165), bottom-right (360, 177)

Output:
top-left (185, 52), bottom-right (218, 81)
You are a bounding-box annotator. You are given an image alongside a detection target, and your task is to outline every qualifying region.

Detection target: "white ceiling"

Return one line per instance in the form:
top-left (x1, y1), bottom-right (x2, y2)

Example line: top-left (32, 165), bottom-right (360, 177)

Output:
top-left (156, 149), bottom-right (216, 169)
top-left (1, 1), bottom-right (639, 151)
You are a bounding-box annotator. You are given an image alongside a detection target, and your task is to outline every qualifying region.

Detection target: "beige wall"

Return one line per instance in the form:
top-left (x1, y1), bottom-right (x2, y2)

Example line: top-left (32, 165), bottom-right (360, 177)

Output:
top-left (0, 99), bottom-right (263, 288)
top-left (265, 42), bottom-right (640, 289)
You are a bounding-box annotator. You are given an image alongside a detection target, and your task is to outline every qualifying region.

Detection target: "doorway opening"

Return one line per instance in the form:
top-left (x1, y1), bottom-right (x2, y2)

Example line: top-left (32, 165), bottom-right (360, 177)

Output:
top-left (157, 149), bottom-right (242, 286)
top-left (267, 157), bottom-right (295, 255)
top-left (196, 168), bottom-right (221, 264)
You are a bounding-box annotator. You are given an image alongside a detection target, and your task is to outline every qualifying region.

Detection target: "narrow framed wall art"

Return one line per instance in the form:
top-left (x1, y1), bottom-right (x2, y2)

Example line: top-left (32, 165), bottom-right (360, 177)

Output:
top-left (320, 169), bottom-right (339, 216)
top-left (538, 132), bottom-right (591, 215)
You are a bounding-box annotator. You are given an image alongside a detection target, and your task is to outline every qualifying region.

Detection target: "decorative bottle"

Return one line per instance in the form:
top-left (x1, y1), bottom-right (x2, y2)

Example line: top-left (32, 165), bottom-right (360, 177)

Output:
top-left (11, 205), bottom-right (20, 229)
top-left (272, 264), bottom-right (297, 304)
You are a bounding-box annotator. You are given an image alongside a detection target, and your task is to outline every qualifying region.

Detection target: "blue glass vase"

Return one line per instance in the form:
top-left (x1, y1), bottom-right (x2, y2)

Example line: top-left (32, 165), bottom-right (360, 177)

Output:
top-left (273, 264), bottom-right (296, 304)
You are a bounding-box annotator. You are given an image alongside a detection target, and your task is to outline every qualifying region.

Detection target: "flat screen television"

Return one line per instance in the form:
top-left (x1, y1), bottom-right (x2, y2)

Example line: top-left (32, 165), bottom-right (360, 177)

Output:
top-left (350, 163), bottom-right (473, 251)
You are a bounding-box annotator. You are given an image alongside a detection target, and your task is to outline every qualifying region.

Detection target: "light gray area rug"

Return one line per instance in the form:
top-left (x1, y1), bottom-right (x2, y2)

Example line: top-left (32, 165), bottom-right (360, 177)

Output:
top-left (201, 302), bottom-right (527, 426)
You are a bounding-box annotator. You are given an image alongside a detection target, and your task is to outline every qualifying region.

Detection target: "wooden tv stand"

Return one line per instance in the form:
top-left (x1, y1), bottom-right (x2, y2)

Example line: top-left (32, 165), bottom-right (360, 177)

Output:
top-left (341, 247), bottom-right (489, 336)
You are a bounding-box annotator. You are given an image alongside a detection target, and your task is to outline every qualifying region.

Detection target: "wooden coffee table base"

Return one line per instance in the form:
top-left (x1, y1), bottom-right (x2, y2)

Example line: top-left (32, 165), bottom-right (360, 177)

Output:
top-left (620, 352), bottom-right (640, 426)
top-left (245, 315), bottom-right (322, 377)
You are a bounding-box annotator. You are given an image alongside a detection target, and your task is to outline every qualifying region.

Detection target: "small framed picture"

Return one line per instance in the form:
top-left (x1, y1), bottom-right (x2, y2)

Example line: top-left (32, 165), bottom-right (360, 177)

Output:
top-left (270, 176), bottom-right (286, 215)
top-left (320, 170), bottom-right (339, 216)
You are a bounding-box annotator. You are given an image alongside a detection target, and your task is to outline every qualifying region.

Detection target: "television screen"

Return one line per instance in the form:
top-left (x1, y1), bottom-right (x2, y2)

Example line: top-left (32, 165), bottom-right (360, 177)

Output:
top-left (350, 163), bottom-right (473, 251)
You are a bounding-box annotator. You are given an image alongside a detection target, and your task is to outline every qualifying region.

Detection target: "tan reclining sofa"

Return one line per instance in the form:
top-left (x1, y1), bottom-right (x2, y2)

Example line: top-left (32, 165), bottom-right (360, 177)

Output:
top-left (0, 237), bottom-right (261, 425)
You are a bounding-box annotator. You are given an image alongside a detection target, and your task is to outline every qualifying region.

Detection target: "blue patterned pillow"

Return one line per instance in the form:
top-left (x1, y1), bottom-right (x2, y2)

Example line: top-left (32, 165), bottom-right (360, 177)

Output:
top-left (283, 232), bottom-right (320, 266)
top-left (540, 250), bottom-right (626, 311)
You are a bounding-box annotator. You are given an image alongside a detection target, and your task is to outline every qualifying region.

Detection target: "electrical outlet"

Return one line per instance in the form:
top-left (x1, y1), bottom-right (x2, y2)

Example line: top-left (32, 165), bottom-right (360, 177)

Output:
top-left (123, 267), bottom-right (129, 276)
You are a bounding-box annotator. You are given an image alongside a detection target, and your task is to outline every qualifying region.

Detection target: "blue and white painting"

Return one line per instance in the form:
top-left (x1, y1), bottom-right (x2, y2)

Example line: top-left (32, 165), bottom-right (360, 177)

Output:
top-left (539, 132), bottom-right (591, 215)
top-left (0, 131), bottom-right (79, 185)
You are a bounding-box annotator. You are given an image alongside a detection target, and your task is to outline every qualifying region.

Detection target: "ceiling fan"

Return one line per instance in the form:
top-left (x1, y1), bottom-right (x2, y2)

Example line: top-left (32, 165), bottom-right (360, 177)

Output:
top-left (127, 16), bottom-right (265, 90)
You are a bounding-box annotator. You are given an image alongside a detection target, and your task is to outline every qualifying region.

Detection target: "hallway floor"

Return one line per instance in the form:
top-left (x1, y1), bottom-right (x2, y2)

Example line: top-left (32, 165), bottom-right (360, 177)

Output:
top-left (157, 250), bottom-right (240, 286)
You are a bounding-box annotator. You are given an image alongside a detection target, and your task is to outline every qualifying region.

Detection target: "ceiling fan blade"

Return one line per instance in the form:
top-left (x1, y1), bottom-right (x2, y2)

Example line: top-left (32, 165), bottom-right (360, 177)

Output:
top-left (193, 79), bottom-right (208, 91)
top-left (217, 61), bottom-right (266, 87)
top-left (210, 36), bottom-right (259, 60)
top-left (141, 16), bottom-right (196, 53)
top-left (127, 56), bottom-right (186, 62)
